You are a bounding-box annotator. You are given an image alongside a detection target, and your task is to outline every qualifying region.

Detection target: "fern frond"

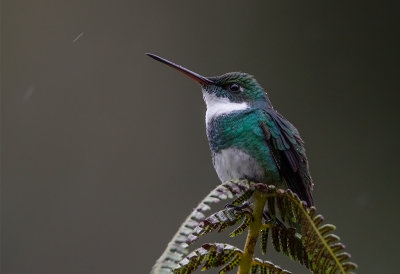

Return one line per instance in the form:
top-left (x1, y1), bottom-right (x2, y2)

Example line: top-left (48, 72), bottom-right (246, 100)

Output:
top-left (151, 180), bottom-right (252, 273)
top-left (152, 180), bottom-right (357, 273)
top-left (260, 224), bottom-right (269, 255)
top-left (173, 243), bottom-right (290, 274)
top-left (172, 243), bottom-right (241, 274)
top-left (186, 204), bottom-right (253, 246)
top-left (229, 211), bottom-right (252, 237)
top-left (286, 190), bottom-right (357, 273)
top-left (264, 219), bottom-right (308, 267)
top-left (251, 257), bottom-right (291, 274)
top-left (263, 185), bottom-right (357, 273)
top-left (231, 188), bottom-right (254, 206)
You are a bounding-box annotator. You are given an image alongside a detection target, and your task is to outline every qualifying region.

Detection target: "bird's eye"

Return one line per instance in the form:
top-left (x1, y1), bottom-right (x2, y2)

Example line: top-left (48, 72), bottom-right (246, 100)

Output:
top-left (228, 83), bottom-right (242, 93)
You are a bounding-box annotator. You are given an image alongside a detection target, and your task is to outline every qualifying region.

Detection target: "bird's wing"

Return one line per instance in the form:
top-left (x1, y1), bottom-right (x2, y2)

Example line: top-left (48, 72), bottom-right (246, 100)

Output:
top-left (258, 109), bottom-right (314, 206)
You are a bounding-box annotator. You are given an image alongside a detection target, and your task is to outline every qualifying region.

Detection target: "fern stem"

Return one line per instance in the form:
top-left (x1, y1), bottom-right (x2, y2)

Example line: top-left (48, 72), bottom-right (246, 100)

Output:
top-left (237, 187), bottom-right (267, 274)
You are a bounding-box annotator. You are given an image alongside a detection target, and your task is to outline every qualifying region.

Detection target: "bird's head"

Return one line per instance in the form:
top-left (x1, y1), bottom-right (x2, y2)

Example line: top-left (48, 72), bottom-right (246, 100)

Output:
top-left (146, 54), bottom-right (272, 117)
top-left (205, 72), bottom-right (270, 106)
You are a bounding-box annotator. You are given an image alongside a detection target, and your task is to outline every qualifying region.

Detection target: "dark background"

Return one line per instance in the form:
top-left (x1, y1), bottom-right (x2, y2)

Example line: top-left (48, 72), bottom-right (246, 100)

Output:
top-left (1, 1), bottom-right (399, 273)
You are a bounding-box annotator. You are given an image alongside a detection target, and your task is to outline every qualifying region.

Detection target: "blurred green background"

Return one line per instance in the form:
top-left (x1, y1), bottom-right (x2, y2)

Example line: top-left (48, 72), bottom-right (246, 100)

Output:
top-left (2, 1), bottom-right (399, 273)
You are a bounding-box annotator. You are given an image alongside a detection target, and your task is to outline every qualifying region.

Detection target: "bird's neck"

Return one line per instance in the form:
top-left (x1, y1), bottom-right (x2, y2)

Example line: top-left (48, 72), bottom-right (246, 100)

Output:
top-left (203, 92), bottom-right (249, 124)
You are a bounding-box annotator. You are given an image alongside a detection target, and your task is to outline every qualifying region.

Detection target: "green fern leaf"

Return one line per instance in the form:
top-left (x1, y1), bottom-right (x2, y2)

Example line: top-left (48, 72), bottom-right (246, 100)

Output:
top-left (173, 243), bottom-right (242, 274)
top-left (219, 254), bottom-right (241, 273)
top-left (281, 189), bottom-right (357, 273)
top-left (231, 188), bottom-right (254, 206)
top-left (258, 184), bottom-right (357, 273)
top-left (151, 180), bottom-right (252, 273)
top-left (153, 180), bottom-right (357, 273)
top-left (229, 214), bottom-right (252, 237)
top-left (173, 243), bottom-right (291, 274)
top-left (260, 226), bottom-right (269, 255)
top-left (251, 257), bottom-right (291, 274)
top-left (185, 205), bottom-right (251, 246)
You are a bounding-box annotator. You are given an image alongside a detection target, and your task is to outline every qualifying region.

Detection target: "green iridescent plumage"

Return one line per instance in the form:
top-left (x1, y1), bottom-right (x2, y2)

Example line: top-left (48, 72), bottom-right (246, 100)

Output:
top-left (146, 53), bottom-right (314, 206)
top-left (207, 110), bottom-right (281, 184)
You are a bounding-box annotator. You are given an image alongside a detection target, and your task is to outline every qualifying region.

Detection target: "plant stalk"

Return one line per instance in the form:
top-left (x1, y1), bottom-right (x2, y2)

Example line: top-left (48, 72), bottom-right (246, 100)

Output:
top-left (237, 187), bottom-right (267, 274)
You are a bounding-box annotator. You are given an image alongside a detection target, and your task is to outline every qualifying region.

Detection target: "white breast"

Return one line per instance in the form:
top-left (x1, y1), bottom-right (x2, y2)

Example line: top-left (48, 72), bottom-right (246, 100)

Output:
top-left (212, 148), bottom-right (265, 183)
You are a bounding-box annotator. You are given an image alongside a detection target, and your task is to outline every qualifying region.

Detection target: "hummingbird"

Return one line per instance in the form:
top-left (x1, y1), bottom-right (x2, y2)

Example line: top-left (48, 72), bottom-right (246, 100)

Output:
top-left (146, 53), bottom-right (314, 206)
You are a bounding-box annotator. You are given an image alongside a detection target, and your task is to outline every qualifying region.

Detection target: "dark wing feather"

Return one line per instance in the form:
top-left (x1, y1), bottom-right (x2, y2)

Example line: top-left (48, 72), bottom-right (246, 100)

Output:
top-left (260, 110), bottom-right (314, 206)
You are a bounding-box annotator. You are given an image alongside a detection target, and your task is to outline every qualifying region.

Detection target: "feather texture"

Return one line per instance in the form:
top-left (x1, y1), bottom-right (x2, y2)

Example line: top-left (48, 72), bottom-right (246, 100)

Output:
top-left (259, 109), bottom-right (314, 206)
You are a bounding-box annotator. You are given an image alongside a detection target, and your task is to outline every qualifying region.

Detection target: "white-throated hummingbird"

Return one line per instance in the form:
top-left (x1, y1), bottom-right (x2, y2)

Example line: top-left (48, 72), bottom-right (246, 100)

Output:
top-left (146, 53), bottom-right (314, 206)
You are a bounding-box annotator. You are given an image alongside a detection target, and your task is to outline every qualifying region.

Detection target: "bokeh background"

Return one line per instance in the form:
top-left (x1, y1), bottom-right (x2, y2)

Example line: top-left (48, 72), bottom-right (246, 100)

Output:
top-left (2, 1), bottom-right (399, 273)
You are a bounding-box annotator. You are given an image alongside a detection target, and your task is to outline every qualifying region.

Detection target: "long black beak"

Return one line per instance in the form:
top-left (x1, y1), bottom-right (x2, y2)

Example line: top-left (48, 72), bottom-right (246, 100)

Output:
top-left (146, 53), bottom-right (214, 86)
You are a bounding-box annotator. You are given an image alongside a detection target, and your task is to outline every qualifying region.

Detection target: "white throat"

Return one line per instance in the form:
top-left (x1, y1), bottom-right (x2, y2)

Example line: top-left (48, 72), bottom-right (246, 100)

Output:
top-left (203, 92), bottom-right (249, 123)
